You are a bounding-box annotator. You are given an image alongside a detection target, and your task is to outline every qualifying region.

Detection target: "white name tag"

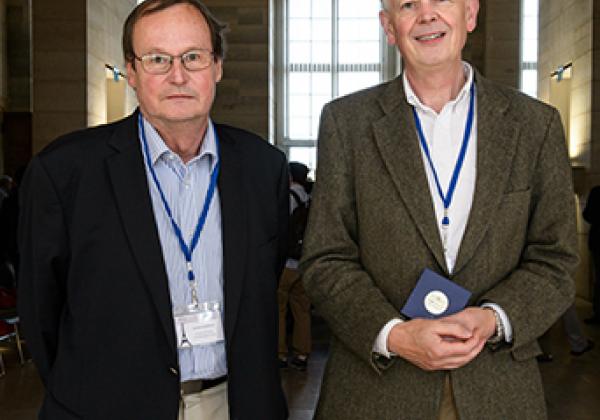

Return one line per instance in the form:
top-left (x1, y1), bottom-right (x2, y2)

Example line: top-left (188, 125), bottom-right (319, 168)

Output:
top-left (174, 305), bottom-right (224, 349)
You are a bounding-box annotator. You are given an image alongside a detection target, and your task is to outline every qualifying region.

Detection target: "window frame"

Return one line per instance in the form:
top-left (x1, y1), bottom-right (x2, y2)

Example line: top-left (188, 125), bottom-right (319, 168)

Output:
top-left (274, 0), bottom-right (398, 165)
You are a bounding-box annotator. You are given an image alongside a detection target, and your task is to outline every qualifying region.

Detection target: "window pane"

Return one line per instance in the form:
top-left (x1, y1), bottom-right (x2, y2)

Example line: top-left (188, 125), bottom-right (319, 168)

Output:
top-left (288, 73), bottom-right (311, 95)
top-left (338, 18), bottom-right (380, 41)
top-left (338, 0), bottom-right (380, 18)
top-left (522, 38), bottom-right (538, 63)
top-left (311, 41), bottom-right (332, 63)
top-left (312, 0), bottom-right (331, 18)
top-left (521, 69), bottom-right (538, 98)
top-left (522, 16), bottom-right (538, 40)
top-left (289, 147), bottom-right (317, 175)
top-left (289, 117), bottom-right (312, 139)
top-left (339, 41), bottom-right (380, 64)
top-left (520, 0), bottom-right (538, 96)
top-left (523, 0), bottom-right (539, 17)
top-left (312, 18), bottom-right (332, 42)
top-left (283, 0), bottom-right (385, 144)
top-left (288, 41), bottom-right (311, 62)
top-left (289, 94), bottom-right (311, 118)
top-left (338, 72), bottom-right (380, 97)
top-left (311, 72), bottom-right (331, 97)
top-left (289, 19), bottom-right (312, 41)
top-left (289, 0), bottom-right (311, 18)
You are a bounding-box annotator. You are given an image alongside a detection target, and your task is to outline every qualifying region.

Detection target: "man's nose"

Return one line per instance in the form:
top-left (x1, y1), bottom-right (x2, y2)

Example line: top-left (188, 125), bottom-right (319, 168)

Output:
top-left (417, 0), bottom-right (438, 24)
top-left (167, 58), bottom-right (189, 84)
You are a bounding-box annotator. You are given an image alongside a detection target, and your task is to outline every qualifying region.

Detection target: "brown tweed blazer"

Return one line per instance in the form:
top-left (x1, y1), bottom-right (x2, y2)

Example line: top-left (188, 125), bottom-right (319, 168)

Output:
top-left (300, 71), bottom-right (578, 420)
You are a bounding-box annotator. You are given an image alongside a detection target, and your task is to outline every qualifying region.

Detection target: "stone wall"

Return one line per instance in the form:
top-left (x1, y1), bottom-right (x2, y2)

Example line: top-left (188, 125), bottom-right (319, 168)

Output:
top-left (203, 0), bottom-right (270, 140)
top-left (31, 0), bottom-right (87, 153)
top-left (87, 0), bottom-right (137, 127)
top-left (484, 0), bottom-right (520, 88)
top-left (539, 0), bottom-right (594, 299)
top-left (6, 0), bottom-right (30, 113)
top-left (592, 2), bottom-right (600, 187)
top-left (539, 0), bottom-right (593, 168)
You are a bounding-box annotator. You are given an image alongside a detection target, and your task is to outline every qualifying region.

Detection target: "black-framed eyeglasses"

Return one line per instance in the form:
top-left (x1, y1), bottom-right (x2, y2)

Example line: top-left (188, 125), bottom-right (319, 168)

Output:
top-left (134, 49), bottom-right (215, 75)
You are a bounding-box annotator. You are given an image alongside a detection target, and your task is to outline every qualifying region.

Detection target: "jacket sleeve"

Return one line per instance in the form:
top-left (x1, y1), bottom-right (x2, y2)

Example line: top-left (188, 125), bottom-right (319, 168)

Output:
top-left (18, 156), bottom-right (70, 384)
top-left (300, 105), bottom-right (400, 372)
top-left (480, 108), bottom-right (578, 352)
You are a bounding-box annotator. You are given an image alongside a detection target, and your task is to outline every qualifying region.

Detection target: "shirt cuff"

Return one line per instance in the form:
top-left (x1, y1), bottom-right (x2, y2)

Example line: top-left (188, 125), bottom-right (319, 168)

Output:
top-left (372, 318), bottom-right (404, 358)
top-left (481, 302), bottom-right (513, 343)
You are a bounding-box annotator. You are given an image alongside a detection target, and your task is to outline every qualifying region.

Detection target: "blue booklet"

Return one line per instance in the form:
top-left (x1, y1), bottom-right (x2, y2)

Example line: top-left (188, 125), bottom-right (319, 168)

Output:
top-left (401, 269), bottom-right (472, 319)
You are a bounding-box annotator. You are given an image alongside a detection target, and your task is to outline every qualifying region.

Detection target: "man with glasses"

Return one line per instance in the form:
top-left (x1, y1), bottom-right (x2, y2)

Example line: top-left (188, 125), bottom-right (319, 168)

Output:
top-left (18, 1), bottom-right (288, 419)
top-left (301, 0), bottom-right (578, 419)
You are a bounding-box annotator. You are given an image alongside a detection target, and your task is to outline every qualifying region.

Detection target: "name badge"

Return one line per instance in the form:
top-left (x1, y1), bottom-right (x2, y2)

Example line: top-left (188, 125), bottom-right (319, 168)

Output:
top-left (174, 302), bottom-right (224, 349)
top-left (401, 269), bottom-right (472, 319)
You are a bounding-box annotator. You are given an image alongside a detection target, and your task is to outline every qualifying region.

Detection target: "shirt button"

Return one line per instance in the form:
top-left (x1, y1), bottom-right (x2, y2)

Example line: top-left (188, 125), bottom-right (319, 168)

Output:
top-left (170, 367), bottom-right (178, 376)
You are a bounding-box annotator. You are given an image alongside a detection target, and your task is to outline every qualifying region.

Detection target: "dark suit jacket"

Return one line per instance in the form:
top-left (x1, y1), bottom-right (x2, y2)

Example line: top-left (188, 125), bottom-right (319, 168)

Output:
top-left (18, 111), bottom-right (289, 420)
top-left (301, 72), bottom-right (578, 420)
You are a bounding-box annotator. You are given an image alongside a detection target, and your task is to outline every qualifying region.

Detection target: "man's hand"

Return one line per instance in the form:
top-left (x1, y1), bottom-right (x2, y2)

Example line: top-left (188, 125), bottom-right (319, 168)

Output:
top-left (444, 307), bottom-right (497, 345)
top-left (387, 308), bottom-right (496, 371)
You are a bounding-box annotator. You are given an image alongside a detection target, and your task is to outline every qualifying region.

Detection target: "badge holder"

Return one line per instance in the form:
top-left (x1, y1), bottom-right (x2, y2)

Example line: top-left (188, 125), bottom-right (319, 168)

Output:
top-left (174, 283), bottom-right (224, 350)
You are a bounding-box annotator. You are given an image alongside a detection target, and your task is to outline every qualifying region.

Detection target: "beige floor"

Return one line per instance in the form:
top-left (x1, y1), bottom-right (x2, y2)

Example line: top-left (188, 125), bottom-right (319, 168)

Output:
top-left (1, 299), bottom-right (599, 420)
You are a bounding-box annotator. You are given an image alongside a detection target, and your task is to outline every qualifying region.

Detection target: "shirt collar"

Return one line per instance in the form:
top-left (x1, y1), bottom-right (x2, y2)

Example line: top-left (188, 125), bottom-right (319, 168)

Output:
top-left (403, 61), bottom-right (474, 113)
top-left (141, 115), bottom-right (219, 171)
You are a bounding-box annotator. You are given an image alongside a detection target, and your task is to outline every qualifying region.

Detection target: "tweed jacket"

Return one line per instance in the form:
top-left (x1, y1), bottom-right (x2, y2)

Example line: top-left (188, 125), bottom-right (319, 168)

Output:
top-left (300, 72), bottom-right (578, 420)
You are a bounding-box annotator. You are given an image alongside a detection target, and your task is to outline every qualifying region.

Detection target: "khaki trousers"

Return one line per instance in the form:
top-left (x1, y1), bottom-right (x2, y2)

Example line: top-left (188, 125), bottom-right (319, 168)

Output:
top-left (278, 267), bottom-right (312, 356)
top-left (438, 374), bottom-right (459, 420)
top-left (178, 382), bottom-right (229, 420)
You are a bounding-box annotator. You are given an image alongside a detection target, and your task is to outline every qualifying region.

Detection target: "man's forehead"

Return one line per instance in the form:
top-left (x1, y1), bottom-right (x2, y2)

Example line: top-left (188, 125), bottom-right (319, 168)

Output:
top-left (132, 5), bottom-right (212, 50)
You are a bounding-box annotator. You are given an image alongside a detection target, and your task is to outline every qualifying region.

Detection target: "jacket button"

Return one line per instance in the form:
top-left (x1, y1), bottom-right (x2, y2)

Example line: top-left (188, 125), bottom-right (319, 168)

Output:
top-left (170, 367), bottom-right (178, 375)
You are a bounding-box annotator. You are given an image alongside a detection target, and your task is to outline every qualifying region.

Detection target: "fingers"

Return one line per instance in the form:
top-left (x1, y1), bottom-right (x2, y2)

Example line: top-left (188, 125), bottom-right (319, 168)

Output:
top-left (389, 318), bottom-right (488, 372)
top-left (418, 339), bottom-right (485, 371)
top-left (434, 319), bottom-right (474, 341)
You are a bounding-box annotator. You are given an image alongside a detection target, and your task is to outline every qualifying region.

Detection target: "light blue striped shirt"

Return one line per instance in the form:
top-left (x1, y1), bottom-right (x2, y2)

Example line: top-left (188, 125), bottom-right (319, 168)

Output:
top-left (140, 116), bottom-right (227, 381)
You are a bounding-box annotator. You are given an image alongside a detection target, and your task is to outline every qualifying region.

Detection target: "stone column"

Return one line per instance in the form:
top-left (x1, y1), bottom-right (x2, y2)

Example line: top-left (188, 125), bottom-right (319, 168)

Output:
top-left (31, 0), bottom-right (87, 153)
top-left (203, 0), bottom-right (270, 139)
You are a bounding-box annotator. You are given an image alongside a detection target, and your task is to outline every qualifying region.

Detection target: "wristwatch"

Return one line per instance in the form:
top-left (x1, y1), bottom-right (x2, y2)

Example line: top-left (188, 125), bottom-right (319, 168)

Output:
top-left (486, 307), bottom-right (505, 344)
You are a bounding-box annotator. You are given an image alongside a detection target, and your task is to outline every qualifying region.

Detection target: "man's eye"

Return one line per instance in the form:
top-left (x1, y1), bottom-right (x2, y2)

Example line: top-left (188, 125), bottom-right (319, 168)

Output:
top-left (401, 1), bottom-right (416, 9)
top-left (149, 55), bottom-right (169, 64)
top-left (185, 53), bottom-right (200, 62)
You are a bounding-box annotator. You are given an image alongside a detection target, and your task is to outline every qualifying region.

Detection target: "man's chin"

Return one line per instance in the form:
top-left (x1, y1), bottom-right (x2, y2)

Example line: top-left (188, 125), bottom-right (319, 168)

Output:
top-left (157, 112), bottom-right (206, 124)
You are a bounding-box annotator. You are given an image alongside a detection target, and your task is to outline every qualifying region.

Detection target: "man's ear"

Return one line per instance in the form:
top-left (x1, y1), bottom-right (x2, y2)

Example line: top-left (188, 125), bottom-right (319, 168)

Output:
top-left (466, 0), bottom-right (480, 33)
top-left (126, 61), bottom-right (137, 90)
top-left (379, 10), bottom-right (397, 46)
top-left (215, 59), bottom-right (223, 83)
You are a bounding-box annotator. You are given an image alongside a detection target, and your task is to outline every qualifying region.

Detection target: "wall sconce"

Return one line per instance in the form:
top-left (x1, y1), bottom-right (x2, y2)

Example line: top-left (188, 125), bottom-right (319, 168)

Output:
top-left (550, 62), bottom-right (572, 82)
top-left (105, 64), bottom-right (127, 82)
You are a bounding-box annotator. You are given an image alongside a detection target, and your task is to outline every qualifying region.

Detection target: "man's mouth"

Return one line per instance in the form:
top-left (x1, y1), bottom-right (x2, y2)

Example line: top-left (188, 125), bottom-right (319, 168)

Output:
top-left (415, 32), bottom-right (446, 42)
top-left (166, 94), bottom-right (194, 99)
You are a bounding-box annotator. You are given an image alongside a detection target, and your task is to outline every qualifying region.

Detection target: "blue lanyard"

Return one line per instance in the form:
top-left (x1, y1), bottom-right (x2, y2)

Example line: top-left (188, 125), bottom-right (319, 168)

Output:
top-left (412, 82), bottom-right (475, 232)
top-left (138, 114), bottom-right (220, 291)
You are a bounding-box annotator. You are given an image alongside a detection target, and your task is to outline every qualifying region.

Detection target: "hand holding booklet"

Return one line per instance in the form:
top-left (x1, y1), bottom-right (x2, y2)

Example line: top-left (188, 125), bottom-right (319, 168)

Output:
top-left (401, 268), bottom-right (472, 320)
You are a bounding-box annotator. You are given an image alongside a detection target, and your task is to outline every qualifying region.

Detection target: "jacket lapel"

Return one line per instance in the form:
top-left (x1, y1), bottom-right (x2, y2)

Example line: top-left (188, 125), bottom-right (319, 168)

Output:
top-left (453, 73), bottom-right (520, 274)
top-left (372, 78), bottom-right (448, 273)
top-left (105, 112), bottom-right (177, 359)
top-left (215, 125), bottom-right (248, 349)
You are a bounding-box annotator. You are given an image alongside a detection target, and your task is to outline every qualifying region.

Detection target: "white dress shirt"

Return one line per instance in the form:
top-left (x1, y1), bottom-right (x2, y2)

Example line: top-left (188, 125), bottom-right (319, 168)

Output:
top-left (373, 63), bottom-right (512, 357)
top-left (140, 116), bottom-right (227, 380)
